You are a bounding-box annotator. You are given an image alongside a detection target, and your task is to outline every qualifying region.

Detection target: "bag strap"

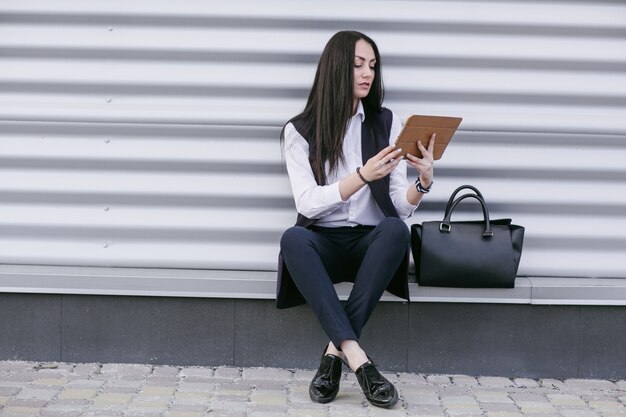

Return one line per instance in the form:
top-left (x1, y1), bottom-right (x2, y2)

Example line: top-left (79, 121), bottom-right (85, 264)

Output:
top-left (440, 194), bottom-right (494, 238)
top-left (444, 185), bottom-right (485, 217)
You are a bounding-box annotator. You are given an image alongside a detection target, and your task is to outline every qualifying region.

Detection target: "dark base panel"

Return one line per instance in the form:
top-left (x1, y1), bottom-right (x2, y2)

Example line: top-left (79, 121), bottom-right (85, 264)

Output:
top-left (1, 294), bottom-right (624, 379)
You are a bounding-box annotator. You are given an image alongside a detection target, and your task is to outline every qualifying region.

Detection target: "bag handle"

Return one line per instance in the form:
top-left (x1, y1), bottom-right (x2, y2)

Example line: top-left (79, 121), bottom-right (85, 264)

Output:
top-left (440, 194), bottom-right (494, 238)
top-left (444, 185), bottom-right (485, 218)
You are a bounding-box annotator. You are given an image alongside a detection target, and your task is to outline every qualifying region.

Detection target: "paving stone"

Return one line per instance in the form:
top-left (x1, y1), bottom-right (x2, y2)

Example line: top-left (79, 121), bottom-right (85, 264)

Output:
top-left (144, 376), bottom-right (179, 386)
top-left (213, 367), bottom-right (241, 379)
top-left (481, 402), bottom-right (520, 413)
top-left (547, 393), bottom-right (587, 407)
top-left (397, 372), bottom-right (427, 384)
top-left (479, 377), bottom-right (514, 388)
top-left (123, 412), bottom-right (164, 417)
top-left (368, 408), bottom-right (406, 416)
top-left (72, 364), bottom-right (102, 376)
top-left (2, 406), bottom-right (45, 415)
top-left (540, 379), bottom-right (565, 390)
top-left (440, 386), bottom-right (474, 396)
top-left (405, 403), bottom-right (447, 415)
top-left (168, 404), bottom-right (207, 412)
top-left (426, 375), bottom-right (451, 385)
top-left (248, 412), bottom-right (289, 417)
top-left (6, 398), bottom-right (49, 408)
top-left (82, 412), bottom-right (124, 417)
top-left (57, 388), bottom-right (98, 400)
top-left (92, 392), bottom-right (134, 405)
top-left (150, 366), bottom-right (180, 377)
top-left (204, 411), bottom-right (246, 417)
top-left (484, 413), bottom-right (524, 417)
top-left (0, 362), bottom-right (35, 372)
top-left (165, 412), bottom-right (205, 417)
top-left (402, 391), bottom-right (440, 404)
top-left (127, 397), bottom-right (171, 411)
top-left (46, 398), bottom-right (91, 407)
top-left (178, 378), bottom-right (216, 388)
top-left (452, 375), bottom-right (479, 386)
top-left (243, 368), bottom-right (292, 381)
top-left (102, 385), bottom-right (141, 393)
top-left (209, 399), bottom-right (249, 411)
top-left (0, 374), bottom-right (35, 383)
top-left (0, 387), bottom-right (21, 397)
top-left (249, 402), bottom-right (289, 412)
top-left (67, 379), bottom-right (106, 389)
top-left (475, 390), bottom-right (513, 403)
top-left (32, 378), bottom-right (67, 387)
top-left (288, 408), bottom-right (327, 417)
top-left (442, 395), bottom-right (479, 404)
top-left (511, 393), bottom-right (549, 403)
top-left (292, 369), bottom-right (316, 382)
top-left (41, 410), bottom-right (84, 417)
top-left (588, 399), bottom-right (625, 411)
top-left (444, 404), bottom-right (483, 415)
top-left (173, 391), bottom-right (212, 405)
top-left (559, 410), bottom-right (601, 417)
top-left (250, 392), bottom-right (288, 406)
top-left (565, 379), bottom-right (617, 391)
top-left (515, 400), bottom-right (558, 413)
top-left (15, 387), bottom-right (60, 401)
top-left (179, 367), bottom-right (214, 378)
top-left (139, 385), bottom-right (177, 397)
top-left (217, 383), bottom-right (252, 394)
top-left (34, 364), bottom-right (74, 375)
top-left (514, 378), bottom-right (540, 388)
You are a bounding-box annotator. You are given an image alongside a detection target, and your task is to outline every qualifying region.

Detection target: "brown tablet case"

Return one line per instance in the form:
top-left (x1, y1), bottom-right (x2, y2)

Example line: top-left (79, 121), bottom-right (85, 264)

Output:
top-left (394, 115), bottom-right (462, 160)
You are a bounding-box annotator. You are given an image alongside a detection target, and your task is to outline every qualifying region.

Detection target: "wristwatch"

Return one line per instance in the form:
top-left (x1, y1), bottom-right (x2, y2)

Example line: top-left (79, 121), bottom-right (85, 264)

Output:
top-left (415, 177), bottom-right (432, 194)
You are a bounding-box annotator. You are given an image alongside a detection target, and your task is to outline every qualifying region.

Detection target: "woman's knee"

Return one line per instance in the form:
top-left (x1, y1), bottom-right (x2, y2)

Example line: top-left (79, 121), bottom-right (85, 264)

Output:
top-left (280, 226), bottom-right (311, 253)
top-left (376, 217), bottom-right (410, 245)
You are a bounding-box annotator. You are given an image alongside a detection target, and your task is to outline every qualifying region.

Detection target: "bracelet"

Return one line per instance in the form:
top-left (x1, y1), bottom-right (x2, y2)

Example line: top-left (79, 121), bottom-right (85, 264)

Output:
top-left (415, 177), bottom-right (432, 193)
top-left (356, 167), bottom-right (370, 184)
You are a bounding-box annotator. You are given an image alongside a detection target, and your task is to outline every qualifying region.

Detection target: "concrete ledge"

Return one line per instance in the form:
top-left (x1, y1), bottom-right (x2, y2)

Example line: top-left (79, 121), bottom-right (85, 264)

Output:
top-left (1, 293), bottom-right (625, 379)
top-left (1, 264), bottom-right (625, 306)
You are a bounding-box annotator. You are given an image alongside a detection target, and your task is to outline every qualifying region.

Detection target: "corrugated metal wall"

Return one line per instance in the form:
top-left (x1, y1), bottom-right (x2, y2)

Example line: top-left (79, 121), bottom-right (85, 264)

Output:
top-left (1, 1), bottom-right (625, 296)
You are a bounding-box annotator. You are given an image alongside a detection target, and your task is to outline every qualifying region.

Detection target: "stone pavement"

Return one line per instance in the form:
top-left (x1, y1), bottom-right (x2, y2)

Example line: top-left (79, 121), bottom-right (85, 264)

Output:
top-left (0, 361), bottom-right (625, 417)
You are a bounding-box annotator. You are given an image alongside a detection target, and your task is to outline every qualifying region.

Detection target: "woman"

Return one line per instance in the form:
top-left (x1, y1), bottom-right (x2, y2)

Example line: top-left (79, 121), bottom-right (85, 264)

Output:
top-left (277, 31), bottom-right (434, 408)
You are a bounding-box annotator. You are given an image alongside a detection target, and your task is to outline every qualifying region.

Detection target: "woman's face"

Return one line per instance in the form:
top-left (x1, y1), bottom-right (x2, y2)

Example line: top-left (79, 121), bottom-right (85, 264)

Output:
top-left (353, 39), bottom-right (376, 102)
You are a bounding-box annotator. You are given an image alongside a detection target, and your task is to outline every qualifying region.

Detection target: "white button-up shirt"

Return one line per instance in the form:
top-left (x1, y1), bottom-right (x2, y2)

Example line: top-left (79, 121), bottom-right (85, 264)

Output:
top-left (283, 101), bottom-right (418, 227)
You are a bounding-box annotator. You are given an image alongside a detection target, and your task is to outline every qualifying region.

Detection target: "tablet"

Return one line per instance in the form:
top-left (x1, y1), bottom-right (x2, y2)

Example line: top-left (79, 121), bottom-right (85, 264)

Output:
top-left (394, 115), bottom-right (462, 160)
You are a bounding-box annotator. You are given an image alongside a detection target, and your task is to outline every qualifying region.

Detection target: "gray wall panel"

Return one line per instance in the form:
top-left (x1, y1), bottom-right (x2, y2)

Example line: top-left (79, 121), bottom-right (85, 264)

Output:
top-left (1, 1), bottom-right (625, 296)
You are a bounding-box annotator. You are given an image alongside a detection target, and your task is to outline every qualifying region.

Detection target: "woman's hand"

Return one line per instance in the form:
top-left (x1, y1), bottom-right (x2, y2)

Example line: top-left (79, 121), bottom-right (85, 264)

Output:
top-left (405, 133), bottom-right (435, 187)
top-left (359, 145), bottom-right (404, 182)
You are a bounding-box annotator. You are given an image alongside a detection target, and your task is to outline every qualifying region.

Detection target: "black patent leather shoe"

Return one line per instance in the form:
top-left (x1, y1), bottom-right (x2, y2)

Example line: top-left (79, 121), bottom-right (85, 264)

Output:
top-left (309, 353), bottom-right (343, 403)
top-left (355, 361), bottom-right (399, 408)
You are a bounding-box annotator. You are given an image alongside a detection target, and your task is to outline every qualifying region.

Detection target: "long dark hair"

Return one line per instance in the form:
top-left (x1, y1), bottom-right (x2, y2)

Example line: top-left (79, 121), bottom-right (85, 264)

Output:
top-left (283, 31), bottom-right (384, 185)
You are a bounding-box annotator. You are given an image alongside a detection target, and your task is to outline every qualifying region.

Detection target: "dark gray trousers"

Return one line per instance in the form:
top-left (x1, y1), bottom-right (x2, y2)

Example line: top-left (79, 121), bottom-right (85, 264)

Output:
top-left (279, 217), bottom-right (409, 349)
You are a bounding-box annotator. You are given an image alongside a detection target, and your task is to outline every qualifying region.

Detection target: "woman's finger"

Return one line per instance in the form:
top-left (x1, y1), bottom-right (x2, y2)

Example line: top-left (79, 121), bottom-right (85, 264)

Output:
top-left (375, 145), bottom-right (398, 160)
top-left (417, 140), bottom-right (434, 161)
top-left (428, 133), bottom-right (436, 154)
top-left (377, 148), bottom-right (403, 166)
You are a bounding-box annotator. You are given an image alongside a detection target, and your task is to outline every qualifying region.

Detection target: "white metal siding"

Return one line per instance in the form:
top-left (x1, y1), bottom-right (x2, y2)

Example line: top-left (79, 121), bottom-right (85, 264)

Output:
top-left (1, 1), bottom-right (625, 297)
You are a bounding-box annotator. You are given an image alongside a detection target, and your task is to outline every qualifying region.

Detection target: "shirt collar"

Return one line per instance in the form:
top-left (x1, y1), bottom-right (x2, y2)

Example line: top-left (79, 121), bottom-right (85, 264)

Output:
top-left (355, 100), bottom-right (365, 123)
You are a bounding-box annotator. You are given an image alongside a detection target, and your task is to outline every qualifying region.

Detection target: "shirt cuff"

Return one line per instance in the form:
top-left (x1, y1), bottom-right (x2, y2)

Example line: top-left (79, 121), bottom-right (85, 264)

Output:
top-left (396, 185), bottom-right (420, 219)
top-left (324, 181), bottom-right (344, 206)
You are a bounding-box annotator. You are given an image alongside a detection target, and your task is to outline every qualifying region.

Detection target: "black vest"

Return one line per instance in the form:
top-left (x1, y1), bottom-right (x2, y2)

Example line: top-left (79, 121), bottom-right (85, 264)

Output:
top-left (290, 106), bottom-right (398, 227)
top-left (276, 106), bottom-right (410, 309)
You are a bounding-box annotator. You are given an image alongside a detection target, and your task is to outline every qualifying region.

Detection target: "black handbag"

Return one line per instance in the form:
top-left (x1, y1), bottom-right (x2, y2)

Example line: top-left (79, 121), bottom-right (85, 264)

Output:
top-left (411, 185), bottom-right (525, 288)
